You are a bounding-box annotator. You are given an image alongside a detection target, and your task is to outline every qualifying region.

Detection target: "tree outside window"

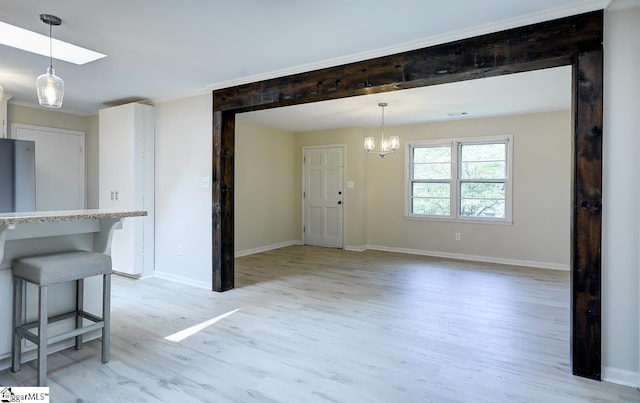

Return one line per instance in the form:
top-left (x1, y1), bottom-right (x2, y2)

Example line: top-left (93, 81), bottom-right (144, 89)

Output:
top-left (408, 136), bottom-right (512, 223)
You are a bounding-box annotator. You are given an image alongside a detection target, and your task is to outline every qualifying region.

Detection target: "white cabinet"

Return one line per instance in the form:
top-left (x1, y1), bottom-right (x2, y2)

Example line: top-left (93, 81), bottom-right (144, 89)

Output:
top-left (1, 93), bottom-right (11, 138)
top-left (99, 102), bottom-right (154, 277)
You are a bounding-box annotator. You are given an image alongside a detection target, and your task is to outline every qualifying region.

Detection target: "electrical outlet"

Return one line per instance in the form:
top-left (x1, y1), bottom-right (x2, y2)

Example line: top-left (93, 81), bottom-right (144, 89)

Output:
top-left (455, 232), bottom-right (461, 241)
top-left (177, 245), bottom-right (184, 256)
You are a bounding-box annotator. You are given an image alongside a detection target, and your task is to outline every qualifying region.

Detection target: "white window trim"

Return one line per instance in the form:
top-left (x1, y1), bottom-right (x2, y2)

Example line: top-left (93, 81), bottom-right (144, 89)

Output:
top-left (404, 134), bottom-right (514, 224)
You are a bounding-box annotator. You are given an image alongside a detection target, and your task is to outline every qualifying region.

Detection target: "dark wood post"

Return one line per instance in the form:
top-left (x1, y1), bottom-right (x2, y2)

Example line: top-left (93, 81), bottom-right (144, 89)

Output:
top-left (212, 110), bottom-right (235, 292)
top-left (571, 49), bottom-right (603, 379)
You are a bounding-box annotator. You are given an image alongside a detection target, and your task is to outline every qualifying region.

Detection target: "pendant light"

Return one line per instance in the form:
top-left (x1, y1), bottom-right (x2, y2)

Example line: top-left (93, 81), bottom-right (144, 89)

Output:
top-left (36, 14), bottom-right (64, 108)
top-left (364, 102), bottom-right (400, 158)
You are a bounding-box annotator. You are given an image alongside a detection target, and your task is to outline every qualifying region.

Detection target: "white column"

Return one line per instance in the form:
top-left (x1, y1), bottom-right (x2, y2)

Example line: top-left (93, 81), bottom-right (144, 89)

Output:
top-left (602, 0), bottom-right (640, 387)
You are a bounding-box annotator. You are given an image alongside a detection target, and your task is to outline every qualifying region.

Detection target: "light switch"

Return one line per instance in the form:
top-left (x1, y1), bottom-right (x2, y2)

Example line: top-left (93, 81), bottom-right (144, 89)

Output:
top-left (347, 181), bottom-right (354, 189)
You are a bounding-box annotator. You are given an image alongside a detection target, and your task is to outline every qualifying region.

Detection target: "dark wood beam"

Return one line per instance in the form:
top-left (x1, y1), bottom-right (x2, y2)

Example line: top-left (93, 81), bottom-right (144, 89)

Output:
top-left (213, 11), bottom-right (602, 112)
top-left (211, 10), bottom-right (604, 380)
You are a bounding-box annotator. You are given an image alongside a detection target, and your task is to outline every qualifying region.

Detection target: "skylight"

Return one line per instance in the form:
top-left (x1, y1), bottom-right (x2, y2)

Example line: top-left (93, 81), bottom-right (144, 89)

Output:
top-left (0, 21), bottom-right (106, 65)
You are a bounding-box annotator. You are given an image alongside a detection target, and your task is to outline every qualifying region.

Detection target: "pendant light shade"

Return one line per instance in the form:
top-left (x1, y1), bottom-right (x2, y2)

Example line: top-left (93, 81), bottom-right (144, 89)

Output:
top-left (36, 14), bottom-right (64, 108)
top-left (36, 67), bottom-right (64, 108)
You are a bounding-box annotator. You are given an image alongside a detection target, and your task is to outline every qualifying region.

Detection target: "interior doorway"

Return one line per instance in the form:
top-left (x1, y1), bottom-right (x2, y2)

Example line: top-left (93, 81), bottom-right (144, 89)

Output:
top-left (302, 145), bottom-right (345, 248)
top-left (212, 11), bottom-right (603, 379)
top-left (11, 123), bottom-right (86, 211)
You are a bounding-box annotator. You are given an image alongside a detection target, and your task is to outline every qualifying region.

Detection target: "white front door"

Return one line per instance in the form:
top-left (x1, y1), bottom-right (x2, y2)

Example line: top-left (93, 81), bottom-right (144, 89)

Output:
top-left (12, 124), bottom-right (86, 211)
top-left (303, 146), bottom-right (344, 248)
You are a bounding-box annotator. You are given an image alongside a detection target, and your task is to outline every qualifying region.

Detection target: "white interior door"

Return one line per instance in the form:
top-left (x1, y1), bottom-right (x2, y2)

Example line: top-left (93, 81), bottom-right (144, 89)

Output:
top-left (303, 146), bottom-right (344, 248)
top-left (12, 124), bottom-right (85, 211)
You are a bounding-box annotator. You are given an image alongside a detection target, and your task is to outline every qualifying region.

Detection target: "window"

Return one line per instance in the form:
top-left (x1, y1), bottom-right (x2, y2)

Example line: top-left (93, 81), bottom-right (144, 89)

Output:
top-left (406, 136), bottom-right (512, 223)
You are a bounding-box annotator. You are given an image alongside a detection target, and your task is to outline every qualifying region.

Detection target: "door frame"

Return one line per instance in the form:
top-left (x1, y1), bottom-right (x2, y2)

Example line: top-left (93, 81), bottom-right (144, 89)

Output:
top-left (301, 144), bottom-right (346, 248)
top-left (212, 11), bottom-right (604, 379)
top-left (11, 123), bottom-right (86, 210)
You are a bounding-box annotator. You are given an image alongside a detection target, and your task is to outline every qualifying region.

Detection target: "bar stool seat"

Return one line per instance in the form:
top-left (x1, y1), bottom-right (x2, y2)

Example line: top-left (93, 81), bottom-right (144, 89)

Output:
top-left (11, 250), bottom-right (112, 386)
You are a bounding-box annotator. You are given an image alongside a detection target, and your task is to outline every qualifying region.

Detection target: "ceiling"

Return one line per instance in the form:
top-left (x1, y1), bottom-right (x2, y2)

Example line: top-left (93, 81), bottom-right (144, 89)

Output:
top-left (0, 0), bottom-right (610, 119)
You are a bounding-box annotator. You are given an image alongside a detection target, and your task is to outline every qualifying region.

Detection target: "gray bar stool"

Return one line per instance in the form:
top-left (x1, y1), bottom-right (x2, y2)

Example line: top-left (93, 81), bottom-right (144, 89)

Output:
top-left (11, 250), bottom-right (113, 386)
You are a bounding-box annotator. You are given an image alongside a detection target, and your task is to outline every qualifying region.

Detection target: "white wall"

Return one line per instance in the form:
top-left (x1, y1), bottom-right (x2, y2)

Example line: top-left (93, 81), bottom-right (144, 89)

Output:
top-left (365, 112), bottom-right (571, 268)
top-left (602, 2), bottom-right (640, 387)
top-left (235, 121), bottom-right (298, 254)
top-left (154, 94), bottom-right (212, 288)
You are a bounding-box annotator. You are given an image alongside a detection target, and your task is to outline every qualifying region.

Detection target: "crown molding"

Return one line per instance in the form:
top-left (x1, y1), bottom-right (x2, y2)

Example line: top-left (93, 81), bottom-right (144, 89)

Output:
top-left (207, 0), bottom-right (610, 91)
top-left (8, 99), bottom-right (93, 117)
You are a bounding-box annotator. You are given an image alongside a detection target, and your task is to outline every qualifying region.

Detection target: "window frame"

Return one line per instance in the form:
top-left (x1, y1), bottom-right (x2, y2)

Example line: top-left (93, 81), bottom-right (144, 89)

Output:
top-left (405, 135), bottom-right (513, 224)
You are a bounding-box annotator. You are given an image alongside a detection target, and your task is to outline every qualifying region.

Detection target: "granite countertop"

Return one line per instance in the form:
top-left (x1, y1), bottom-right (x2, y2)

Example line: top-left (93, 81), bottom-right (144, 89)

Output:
top-left (0, 209), bottom-right (148, 225)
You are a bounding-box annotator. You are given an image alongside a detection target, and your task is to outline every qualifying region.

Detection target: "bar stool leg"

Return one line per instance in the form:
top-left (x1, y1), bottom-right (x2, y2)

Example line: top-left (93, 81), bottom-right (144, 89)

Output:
top-left (12, 277), bottom-right (23, 372)
top-left (101, 273), bottom-right (111, 363)
top-left (75, 278), bottom-right (84, 350)
top-left (37, 285), bottom-right (48, 387)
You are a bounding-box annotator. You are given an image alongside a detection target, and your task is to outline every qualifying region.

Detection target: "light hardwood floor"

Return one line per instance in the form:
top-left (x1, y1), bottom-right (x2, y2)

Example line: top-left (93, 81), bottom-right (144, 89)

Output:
top-left (1, 246), bottom-right (638, 402)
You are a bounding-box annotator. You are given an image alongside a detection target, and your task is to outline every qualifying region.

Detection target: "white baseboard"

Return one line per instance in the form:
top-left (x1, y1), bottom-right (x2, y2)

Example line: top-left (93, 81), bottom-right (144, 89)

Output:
top-left (344, 244), bottom-right (367, 252)
top-left (235, 240), bottom-right (302, 258)
top-left (113, 271), bottom-right (142, 279)
top-left (149, 240), bottom-right (303, 290)
top-left (364, 244), bottom-right (570, 271)
top-left (151, 271), bottom-right (211, 290)
top-left (239, 242), bottom-right (569, 271)
top-left (602, 366), bottom-right (639, 388)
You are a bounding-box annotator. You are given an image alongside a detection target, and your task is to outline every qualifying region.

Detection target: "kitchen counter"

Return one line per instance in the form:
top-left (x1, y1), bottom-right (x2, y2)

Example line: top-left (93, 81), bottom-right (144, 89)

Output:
top-left (0, 209), bottom-right (146, 366)
top-left (0, 209), bottom-right (147, 225)
top-left (0, 209), bottom-right (147, 269)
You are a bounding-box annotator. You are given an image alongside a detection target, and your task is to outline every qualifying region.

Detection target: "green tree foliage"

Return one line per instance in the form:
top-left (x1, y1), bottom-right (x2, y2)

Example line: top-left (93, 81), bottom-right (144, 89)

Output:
top-left (411, 142), bottom-right (507, 218)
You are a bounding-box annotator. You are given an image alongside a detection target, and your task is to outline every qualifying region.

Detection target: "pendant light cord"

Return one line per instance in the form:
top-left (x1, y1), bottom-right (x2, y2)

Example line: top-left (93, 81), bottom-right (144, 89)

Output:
top-left (48, 23), bottom-right (53, 69)
top-left (380, 104), bottom-right (386, 142)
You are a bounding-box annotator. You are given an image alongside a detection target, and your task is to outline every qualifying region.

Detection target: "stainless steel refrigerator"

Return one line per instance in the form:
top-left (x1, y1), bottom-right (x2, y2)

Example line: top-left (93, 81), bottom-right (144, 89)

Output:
top-left (0, 138), bottom-right (36, 213)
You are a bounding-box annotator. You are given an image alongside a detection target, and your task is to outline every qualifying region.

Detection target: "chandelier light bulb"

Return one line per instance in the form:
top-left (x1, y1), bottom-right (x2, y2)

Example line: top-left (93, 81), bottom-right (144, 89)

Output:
top-left (389, 136), bottom-right (400, 150)
top-left (364, 136), bottom-right (375, 151)
top-left (381, 139), bottom-right (389, 153)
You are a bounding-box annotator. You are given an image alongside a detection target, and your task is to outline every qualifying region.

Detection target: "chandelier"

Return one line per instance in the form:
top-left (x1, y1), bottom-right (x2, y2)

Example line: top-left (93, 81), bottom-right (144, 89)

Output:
top-left (364, 102), bottom-right (399, 158)
top-left (36, 14), bottom-right (65, 108)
